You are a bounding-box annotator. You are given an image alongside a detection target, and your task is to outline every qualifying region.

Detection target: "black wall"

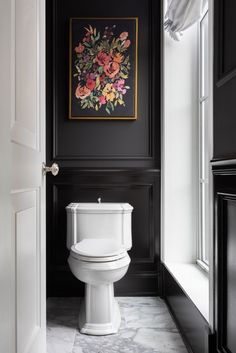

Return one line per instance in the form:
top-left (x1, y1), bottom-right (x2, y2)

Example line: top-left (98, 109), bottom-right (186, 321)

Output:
top-left (213, 1), bottom-right (236, 352)
top-left (46, 0), bottom-right (161, 296)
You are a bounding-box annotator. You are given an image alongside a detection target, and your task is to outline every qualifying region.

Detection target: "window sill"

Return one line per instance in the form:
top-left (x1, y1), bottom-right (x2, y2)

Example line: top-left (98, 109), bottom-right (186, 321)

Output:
top-left (164, 262), bottom-right (209, 322)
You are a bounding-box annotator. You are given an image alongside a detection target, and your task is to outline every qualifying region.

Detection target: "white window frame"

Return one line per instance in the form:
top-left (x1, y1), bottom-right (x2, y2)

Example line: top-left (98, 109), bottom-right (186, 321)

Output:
top-left (197, 5), bottom-right (210, 272)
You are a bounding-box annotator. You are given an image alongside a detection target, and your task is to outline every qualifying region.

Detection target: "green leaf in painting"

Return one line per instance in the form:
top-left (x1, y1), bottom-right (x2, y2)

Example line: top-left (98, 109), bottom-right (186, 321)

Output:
top-left (95, 76), bottom-right (100, 88)
top-left (81, 101), bottom-right (88, 109)
top-left (106, 107), bottom-right (111, 114)
top-left (118, 99), bottom-right (124, 106)
top-left (120, 72), bottom-right (128, 79)
top-left (83, 41), bottom-right (91, 48)
top-left (110, 102), bottom-right (114, 111)
top-left (123, 55), bottom-right (129, 65)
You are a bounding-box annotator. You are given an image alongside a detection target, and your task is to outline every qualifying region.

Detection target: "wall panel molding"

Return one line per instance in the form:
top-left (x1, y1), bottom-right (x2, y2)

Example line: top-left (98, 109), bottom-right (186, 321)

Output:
top-left (213, 170), bottom-right (236, 353)
top-left (215, 0), bottom-right (236, 87)
top-left (215, 191), bottom-right (236, 353)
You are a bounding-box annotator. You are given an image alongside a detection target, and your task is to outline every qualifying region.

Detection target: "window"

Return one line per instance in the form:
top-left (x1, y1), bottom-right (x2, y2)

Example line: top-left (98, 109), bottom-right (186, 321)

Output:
top-left (198, 6), bottom-right (210, 270)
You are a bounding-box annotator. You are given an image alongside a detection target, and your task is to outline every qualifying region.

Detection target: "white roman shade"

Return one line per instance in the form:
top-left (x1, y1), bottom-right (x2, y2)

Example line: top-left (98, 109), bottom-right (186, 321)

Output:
top-left (164, 0), bottom-right (207, 40)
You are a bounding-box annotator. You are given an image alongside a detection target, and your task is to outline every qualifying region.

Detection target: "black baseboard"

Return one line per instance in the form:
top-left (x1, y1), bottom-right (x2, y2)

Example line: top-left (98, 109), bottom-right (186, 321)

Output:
top-left (47, 268), bottom-right (161, 297)
top-left (162, 265), bottom-right (216, 353)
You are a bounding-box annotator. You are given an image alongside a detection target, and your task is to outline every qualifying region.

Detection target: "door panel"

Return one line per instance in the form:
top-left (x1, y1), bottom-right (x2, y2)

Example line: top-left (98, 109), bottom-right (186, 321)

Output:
top-left (12, 0), bottom-right (39, 150)
top-left (12, 190), bottom-right (40, 353)
top-left (8, 0), bottom-right (46, 351)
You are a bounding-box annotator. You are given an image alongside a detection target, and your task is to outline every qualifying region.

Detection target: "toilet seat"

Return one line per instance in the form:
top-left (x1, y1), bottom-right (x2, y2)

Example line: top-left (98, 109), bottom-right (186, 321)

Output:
top-left (70, 238), bottom-right (127, 263)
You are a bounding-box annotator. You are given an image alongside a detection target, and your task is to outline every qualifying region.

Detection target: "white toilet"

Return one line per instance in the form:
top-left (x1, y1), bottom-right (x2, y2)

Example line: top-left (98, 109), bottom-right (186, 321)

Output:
top-left (66, 202), bottom-right (133, 335)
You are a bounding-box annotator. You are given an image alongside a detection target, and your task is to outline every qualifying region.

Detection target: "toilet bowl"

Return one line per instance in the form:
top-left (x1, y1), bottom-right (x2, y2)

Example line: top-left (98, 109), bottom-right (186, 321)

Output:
top-left (68, 238), bottom-right (130, 335)
top-left (66, 202), bottom-right (133, 335)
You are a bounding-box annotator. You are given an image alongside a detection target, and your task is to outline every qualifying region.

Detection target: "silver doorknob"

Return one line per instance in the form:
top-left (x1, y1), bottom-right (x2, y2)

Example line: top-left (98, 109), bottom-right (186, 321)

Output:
top-left (42, 162), bottom-right (59, 176)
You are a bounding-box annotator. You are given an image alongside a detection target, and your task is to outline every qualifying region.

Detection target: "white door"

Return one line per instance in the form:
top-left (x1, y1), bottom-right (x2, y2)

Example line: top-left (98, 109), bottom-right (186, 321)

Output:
top-left (0, 0), bottom-right (47, 352)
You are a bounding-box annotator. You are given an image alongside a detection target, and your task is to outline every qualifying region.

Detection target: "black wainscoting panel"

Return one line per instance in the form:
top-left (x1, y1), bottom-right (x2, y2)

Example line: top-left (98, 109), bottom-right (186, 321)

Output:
top-left (46, 169), bottom-right (160, 296)
top-left (163, 266), bottom-right (213, 353)
top-left (46, 0), bottom-right (160, 169)
top-left (213, 167), bottom-right (236, 353)
top-left (213, 0), bottom-right (236, 160)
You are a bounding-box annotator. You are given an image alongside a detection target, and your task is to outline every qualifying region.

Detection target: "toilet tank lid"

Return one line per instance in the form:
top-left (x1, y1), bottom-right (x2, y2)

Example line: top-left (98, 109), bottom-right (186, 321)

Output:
top-left (66, 202), bottom-right (133, 214)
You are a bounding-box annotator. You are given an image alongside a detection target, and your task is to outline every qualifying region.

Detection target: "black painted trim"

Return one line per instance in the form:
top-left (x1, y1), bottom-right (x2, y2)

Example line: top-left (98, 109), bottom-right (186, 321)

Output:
top-left (162, 265), bottom-right (215, 353)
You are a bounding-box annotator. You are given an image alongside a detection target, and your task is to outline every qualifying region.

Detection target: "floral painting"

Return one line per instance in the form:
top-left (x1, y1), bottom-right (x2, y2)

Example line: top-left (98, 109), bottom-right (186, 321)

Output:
top-left (69, 18), bottom-right (138, 119)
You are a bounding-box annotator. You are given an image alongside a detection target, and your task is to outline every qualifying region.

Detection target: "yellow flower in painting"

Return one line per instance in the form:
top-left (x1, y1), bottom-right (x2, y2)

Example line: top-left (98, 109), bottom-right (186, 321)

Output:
top-left (102, 83), bottom-right (116, 102)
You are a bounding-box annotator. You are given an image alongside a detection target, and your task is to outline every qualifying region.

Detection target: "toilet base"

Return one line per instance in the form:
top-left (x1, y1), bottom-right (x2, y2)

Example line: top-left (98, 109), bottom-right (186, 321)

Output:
top-left (79, 283), bottom-right (121, 335)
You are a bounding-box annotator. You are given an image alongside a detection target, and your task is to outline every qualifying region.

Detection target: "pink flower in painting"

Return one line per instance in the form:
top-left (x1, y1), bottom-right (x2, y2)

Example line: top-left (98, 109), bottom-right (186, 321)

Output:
top-left (83, 55), bottom-right (90, 62)
top-left (96, 51), bottom-right (111, 67)
top-left (113, 79), bottom-right (126, 94)
top-left (124, 39), bottom-right (131, 48)
top-left (99, 95), bottom-right (106, 105)
top-left (75, 43), bottom-right (85, 53)
top-left (87, 73), bottom-right (96, 80)
top-left (119, 31), bottom-right (129, 40)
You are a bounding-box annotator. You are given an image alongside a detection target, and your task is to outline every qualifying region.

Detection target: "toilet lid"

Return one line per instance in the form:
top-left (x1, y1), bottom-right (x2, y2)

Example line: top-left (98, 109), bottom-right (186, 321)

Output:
top-left (72, 238), bottom-right (125, 258)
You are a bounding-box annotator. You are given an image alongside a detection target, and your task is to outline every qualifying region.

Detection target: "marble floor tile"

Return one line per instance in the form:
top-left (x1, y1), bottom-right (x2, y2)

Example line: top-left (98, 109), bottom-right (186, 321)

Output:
top-left (134, 328), bottom-right (188, 353)
top-left (47, 297), bottom-right (188, 353)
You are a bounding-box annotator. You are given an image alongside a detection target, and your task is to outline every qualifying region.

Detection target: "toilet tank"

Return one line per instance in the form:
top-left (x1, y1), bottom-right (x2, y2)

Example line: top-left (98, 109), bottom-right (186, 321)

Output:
top-left (66, 202), bottom-right (133, 250)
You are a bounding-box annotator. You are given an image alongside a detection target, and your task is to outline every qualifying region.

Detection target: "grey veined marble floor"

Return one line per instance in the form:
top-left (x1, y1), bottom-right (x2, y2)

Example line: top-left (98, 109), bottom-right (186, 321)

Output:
top-left (47, 297), bottom-right (188, 353)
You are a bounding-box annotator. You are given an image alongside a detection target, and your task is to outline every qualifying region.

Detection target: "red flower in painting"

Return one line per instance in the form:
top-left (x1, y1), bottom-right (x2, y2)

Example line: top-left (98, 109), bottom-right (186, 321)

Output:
top-left (86, 78), bottom-right (96, 91)
top-left (99, 74), bottom-right (106, 83)
top-left (96, 51), bottom-right (111, 67)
